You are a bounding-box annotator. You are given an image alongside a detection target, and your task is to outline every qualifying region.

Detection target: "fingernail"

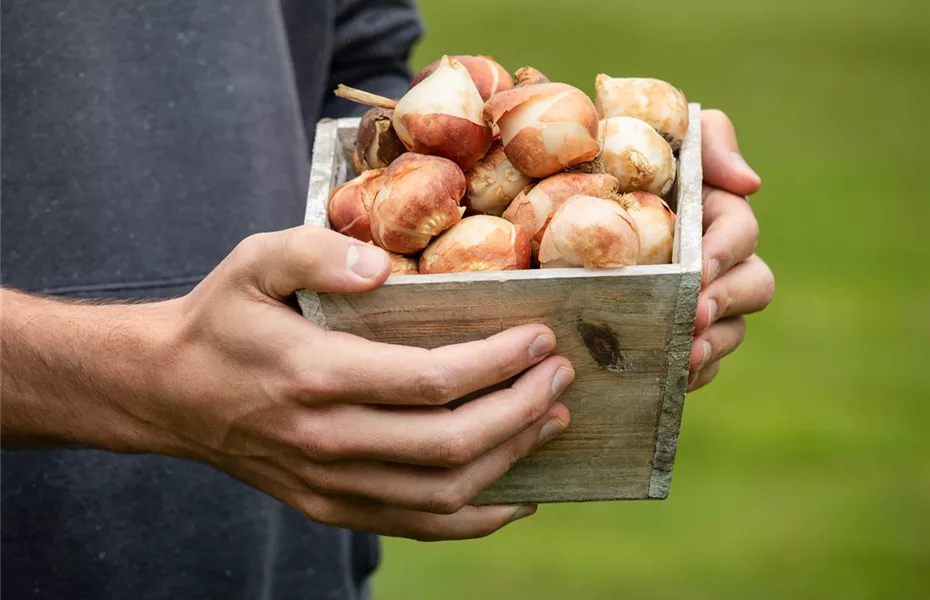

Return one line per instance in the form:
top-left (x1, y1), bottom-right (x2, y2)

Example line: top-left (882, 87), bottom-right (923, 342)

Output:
top-left (346, 244), bottom-right (387, 280)
top-left (551, 367), bottom-right (575, 396)
top-left (706, 299), bottom-right (718, 326)
top-left (537, 417), bottom-right (567, 445)
top-left (706, 259), bottom-right (720, 286)
top-left (688, 370), bottom-right (700, 388)
top-left (730, 152), bottom-right (760, 181)
top-left (699, 340), bottom-right (712, 371)
top-left (509, 504), bottom-right (537, 522)
top-left (528, 333), bottom-right (556, 360)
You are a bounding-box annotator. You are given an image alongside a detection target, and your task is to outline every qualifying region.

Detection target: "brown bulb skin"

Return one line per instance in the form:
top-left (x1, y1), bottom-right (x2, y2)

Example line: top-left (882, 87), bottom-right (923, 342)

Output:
top-left (410, 55), bottom-right (515, 101)
top-left (369, 153), bottom-right (466, 255)
top-left (355, 107), bottom-right (406, 171)
top-left (419, 215), bottom-right (531, 274)
top-left (327, 169), bottom-right (385, 243)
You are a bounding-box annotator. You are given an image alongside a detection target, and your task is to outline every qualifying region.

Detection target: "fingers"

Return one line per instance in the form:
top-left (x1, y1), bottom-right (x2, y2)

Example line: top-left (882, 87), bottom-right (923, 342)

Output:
top-left (275, 402), bottom-right (569, 513)
top-left (701, 187), bottom-right (760, 289)
top-left (701, 109), bottom-right (762, 197)
top-left (225, 460), bottom-right (539, 542)
top-left (688, 360), bottom-right (721, 392)
top-left (307, 323), bottom-right (561, 406)
top-left (689, 317), bottom-right (746, 374)
top-left (233, 224), bottom-right (392, 299)
top-left (290, 355), bottom-right (574, 466)
top-left (694, 254), bottom-right (775, 333)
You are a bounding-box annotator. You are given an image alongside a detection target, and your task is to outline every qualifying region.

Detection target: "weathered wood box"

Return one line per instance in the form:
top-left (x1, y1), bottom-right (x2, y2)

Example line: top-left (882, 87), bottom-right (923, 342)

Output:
top-left (297, 104), bottom-right (703, 504)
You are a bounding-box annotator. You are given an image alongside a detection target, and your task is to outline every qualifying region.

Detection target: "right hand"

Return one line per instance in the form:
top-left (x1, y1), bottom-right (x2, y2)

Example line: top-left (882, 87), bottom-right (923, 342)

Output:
top-left (144, 225), bottom-right (574, 541)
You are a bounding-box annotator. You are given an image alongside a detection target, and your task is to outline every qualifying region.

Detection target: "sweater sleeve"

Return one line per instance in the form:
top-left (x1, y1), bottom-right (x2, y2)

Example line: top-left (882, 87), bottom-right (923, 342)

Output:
top-left (321, 0), bottom-right (424, 118)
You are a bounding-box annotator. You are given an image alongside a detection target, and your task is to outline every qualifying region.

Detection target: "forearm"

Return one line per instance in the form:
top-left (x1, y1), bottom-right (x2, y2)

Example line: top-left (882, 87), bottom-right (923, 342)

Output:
top-left (0, 288), bottom-right (181, 454)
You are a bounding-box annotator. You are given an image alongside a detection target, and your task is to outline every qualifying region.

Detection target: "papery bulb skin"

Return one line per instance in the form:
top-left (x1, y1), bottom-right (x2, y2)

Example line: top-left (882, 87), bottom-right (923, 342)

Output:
top-left (621, 191), bottom-right (676, 265)
top-left (502, 172), bottom-right (619, 255)
top-left (327, 169), bottom-right (386, 243)
top-left (389, 252), bottom-right (420, 275)
top-left (369, 153), bottom-right (466, 254)
top-left (419, 215), bottom-right (531, 274)
top-left (514, 66), bottom-right (550, 87)
top-left (599, 116), bottom-right (676, 196)
top-left (410, 55), bottom-right (515, 101)
top-left (463, 141), bottom-right (534, 216)
top-left (594, 75), bottom-right (689, 151)
top-left (483, 83), bottom-right (601, 179)
top-left (393, 56), bottom-right (493, 170)
top-left (355, 107), bottom-right (406, 171)
top-left (537, 195), bottom-right (640, 269)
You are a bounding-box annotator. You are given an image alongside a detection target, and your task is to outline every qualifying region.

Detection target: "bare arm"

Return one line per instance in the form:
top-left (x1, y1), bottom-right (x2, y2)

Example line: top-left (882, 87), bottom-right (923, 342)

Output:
top-left (0, 289), bottom-right (184, 455)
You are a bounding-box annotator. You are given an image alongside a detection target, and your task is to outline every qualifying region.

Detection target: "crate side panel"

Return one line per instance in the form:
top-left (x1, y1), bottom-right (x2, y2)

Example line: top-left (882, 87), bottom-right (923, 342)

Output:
top-left (318, 272), bottom-right (680, 503)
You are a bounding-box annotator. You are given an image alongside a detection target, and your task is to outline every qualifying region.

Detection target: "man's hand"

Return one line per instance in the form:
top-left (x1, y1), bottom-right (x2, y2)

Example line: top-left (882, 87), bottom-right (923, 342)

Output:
top-left (1, 226), bottom-right (573, 541)
top-left (688, 109), bottom-right (776, 390)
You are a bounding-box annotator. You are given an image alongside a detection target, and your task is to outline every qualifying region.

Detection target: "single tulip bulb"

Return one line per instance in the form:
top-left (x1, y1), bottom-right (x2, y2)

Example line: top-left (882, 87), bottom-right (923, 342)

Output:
top-left (410, 55), bottom-right (514, 101)
top-left (594, 75), bottom-right (689, 151)
top-left (502, 172), bottom-right (619, 254)
top-left (463, 141), bottom-right (534, 217)
top-left (483, 83), bottom-right (601, 178)
top-left (393, 55), bottom-right (493, 170)
top-left (621, 191), bottom-right (676, 265)
top-left (538, 195), bottom-right (640, 269)
top-left (419, 215), bottom-right (531, 274)
top-left (354, 107), bottom-right (406, 171)
top-left (599, 116), bottom-right (676, 196)
top-left (369, 153), bottom-right (466, 254)
top-left (327, 169), bottom-right (385, 243)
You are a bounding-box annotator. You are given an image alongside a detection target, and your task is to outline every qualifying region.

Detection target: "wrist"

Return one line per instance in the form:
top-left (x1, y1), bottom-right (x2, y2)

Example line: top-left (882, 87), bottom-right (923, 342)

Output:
top-left (0, 289), bottom-right (190, 457)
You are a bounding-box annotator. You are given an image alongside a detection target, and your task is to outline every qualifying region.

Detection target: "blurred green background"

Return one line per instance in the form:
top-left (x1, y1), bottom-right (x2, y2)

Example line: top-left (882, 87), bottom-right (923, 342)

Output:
top-left (372, 0), bottom-right (930, 598)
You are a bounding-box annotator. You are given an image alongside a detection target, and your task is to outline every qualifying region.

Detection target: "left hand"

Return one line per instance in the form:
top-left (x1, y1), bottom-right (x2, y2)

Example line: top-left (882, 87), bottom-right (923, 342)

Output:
top-left (688, 110), bottom-right (776, 391)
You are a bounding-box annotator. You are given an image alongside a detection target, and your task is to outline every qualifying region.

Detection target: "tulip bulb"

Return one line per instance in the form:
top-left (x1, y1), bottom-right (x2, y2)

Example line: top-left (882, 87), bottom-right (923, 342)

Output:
top-left (621, 191), bottom-right (676, 265)
top-left (354, 107), bottom-right (406, 171)
top-left (599, 116), bottom-right (677, 196)
top-left (538, 195), bottom-right (640, 269)
top-left (410, 55), bottom-right (514, 101)
top-left (369, 153), bottom-right (466, 254)
top-left (419, 215), bottom-right (531, 274)
top-left (327, 169), bottom-right (385, 243)
top-left (502, 172), bottom-right (619, 255)
top-left (392, 55), bottom-right (493, 170)
top-left (594, 75), bottom-right (689, 151)
top-left (483, 83), bottom-right (601, 178)
top-left (389, 251), bottom-right (420, 275)
top-left (463, 141), bottom-right (534, 216)
top-left (514, 66), bottom-right (550, 87)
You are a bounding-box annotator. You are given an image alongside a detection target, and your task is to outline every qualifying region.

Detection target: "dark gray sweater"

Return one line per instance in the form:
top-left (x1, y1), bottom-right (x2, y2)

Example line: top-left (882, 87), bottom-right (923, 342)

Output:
top-left (1, 1), bottom-right (422, 598)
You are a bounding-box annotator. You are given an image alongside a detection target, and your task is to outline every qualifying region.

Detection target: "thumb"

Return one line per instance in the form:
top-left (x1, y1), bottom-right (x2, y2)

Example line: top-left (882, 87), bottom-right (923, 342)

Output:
top-left (701, 109), bottom-right (762, 197)
top-left (239, 225), bottom-right (392, 299)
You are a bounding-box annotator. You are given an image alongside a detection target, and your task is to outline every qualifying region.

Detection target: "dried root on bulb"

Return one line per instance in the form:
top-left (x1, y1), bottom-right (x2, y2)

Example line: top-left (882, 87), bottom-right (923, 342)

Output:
top-left (463, 141), bottom-right (534, 217)
top-left (599, 116), bottom-right (676, 196)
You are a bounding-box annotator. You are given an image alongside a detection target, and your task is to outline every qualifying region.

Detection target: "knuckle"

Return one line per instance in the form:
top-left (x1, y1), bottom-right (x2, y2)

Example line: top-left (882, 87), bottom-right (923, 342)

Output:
top-left (296, 423), bottom-right (342, 462)
top-left (282, 228), bottom-right (322, 274)
top-left (413, 362), bottom-right (457, 405)
top-left (424, 479), bottom-right (469, 514)
top-left (437, 427), bottom-right (479, 467)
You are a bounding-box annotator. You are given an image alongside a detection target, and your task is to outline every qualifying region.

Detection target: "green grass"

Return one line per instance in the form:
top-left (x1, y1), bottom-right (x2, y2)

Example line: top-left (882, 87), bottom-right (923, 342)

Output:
top-left (372, 1), bottom-right (930, 598)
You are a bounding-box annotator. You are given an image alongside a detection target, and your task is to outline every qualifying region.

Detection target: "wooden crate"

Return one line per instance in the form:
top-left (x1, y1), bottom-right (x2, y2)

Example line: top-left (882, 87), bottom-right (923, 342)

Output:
top-left (296, 104), bottom-right (703, 504)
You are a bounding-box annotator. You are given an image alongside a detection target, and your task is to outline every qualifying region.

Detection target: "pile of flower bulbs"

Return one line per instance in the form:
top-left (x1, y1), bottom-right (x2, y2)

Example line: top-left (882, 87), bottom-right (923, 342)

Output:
top-left (328, 55), bottom-right (687, 275)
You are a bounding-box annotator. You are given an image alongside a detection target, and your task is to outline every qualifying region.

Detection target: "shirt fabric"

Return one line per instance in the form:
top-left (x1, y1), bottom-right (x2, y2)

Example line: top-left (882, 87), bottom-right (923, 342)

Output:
top-left (0, 1), bottom-right (422, 598)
